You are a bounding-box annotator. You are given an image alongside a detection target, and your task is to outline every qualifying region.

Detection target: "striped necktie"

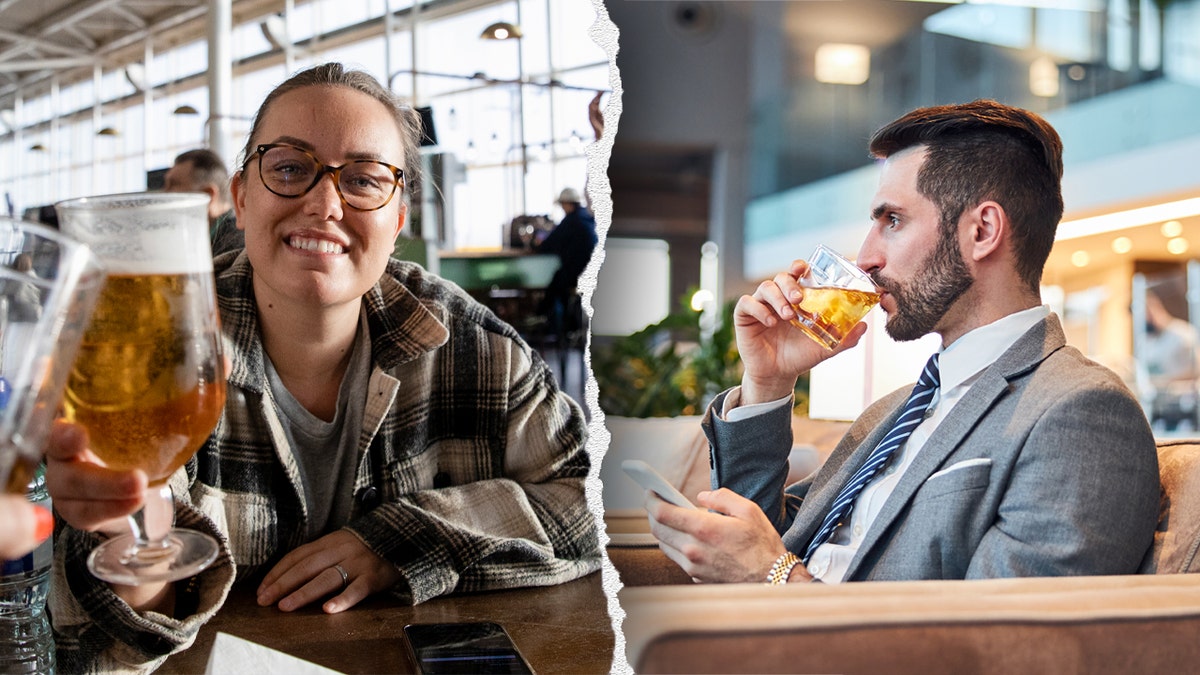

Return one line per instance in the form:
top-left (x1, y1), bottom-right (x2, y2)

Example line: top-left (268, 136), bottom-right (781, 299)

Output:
top-left (802, 353), bottom-right (941, 564)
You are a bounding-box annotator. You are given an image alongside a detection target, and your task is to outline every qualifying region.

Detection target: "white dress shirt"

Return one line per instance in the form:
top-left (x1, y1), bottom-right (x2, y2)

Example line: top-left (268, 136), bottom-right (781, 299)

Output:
top-left (723, 305), bottom-right (1050, 582)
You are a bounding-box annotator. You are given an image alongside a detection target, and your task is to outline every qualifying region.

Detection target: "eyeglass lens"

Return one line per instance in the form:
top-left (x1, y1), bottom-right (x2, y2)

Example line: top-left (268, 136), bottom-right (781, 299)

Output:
top-left (258, 145), bottom-right (400, 210)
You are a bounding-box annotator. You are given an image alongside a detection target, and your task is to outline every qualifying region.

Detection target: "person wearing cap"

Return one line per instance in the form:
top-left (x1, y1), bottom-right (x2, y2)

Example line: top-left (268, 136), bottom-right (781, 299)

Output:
top-left (535, 187), bottom-right (598, 324)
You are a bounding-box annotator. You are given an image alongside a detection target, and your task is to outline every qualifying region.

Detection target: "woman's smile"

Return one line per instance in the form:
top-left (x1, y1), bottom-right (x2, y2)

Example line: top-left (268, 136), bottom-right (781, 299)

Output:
top-left (287, 234), bottom-right (346, 255)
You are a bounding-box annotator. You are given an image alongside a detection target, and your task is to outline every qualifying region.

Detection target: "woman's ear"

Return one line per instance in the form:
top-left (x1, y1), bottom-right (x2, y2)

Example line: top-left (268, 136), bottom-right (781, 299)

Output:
top-left (230, 173), bottom-right (246, 229)
top-left (393, 203), bottom-right (407, 239)
top-left (230, 172), bottom-right (247, 218)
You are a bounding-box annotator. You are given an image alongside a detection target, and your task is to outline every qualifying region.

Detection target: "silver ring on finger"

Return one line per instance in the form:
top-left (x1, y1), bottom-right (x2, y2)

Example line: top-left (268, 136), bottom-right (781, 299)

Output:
top-left (333, 563), bottom-right (349, 590)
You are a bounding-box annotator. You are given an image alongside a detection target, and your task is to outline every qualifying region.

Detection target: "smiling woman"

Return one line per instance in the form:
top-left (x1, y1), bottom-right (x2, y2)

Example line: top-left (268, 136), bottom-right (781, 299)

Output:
top-left (233, 80), bottom-right (413, 323)
top-left (45, 62), bottom-right (601, 675)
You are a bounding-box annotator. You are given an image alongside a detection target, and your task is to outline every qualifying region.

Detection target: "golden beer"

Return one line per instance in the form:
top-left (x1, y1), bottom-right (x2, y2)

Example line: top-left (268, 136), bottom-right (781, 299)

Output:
top-left (790, 286), bottom-right (881, 350)
top-left (63, 273), bottom-right (225, 485)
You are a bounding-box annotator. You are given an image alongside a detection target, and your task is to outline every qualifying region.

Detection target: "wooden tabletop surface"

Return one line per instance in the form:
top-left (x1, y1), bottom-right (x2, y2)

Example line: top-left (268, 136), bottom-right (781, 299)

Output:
top-left (159, 572), bottom-right (615, 674)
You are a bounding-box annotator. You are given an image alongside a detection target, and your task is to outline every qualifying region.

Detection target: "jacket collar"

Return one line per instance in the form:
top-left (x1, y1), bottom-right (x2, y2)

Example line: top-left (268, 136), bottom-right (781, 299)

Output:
top-left (215, 253), bottom-right (450, 395)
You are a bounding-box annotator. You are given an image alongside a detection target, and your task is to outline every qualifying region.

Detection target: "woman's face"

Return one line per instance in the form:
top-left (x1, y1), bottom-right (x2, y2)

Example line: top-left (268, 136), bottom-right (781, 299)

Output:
top-left (231, 85), bottom-right (407, 312)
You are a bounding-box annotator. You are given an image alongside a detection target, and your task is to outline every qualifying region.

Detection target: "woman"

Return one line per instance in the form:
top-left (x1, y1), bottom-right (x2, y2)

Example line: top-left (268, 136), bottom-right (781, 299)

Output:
top-left (46, 63), bottom-right (599, 673)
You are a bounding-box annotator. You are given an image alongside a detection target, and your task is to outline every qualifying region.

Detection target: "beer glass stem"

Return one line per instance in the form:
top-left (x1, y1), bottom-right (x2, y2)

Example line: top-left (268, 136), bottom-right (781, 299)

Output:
top-left (126, 485), bottom-right (175, 551)
top-left (93, 481), bottom-right (215, 582)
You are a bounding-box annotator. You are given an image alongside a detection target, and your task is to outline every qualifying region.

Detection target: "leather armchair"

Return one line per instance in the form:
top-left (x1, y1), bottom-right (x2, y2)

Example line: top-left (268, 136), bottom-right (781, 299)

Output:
top-left (607, 436), bottom-right (1200, 673)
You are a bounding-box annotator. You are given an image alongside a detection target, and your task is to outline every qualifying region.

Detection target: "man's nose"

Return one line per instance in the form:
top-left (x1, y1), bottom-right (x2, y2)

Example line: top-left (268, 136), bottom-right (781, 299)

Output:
top-left (857, 235), bottom-right (882, 276)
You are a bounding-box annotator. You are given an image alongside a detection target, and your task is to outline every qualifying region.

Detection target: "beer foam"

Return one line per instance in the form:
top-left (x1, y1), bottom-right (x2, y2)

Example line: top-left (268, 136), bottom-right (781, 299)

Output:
top-left (94, 228), bottom-right (214, 275)
top-left (56, 193), bottom-right (213, 274)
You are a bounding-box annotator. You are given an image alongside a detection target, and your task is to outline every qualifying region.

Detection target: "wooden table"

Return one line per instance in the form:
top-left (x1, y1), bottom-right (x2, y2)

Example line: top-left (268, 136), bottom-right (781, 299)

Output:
top-left (160, 573), bottom-right (615, 674)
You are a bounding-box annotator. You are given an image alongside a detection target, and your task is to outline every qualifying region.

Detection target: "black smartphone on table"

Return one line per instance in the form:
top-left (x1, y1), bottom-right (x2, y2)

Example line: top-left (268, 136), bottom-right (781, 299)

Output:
top-left (403, 622), bottom-right (536, 674)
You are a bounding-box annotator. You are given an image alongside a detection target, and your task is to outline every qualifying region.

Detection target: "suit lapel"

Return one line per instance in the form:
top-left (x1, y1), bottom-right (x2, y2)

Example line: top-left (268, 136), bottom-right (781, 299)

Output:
top-left (841, 314), bottom-right (1066, 579)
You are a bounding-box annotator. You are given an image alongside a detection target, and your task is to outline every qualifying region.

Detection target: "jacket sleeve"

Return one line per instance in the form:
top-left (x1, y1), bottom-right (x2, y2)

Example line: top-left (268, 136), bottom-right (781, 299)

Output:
top-left (49, 474), bottom-right (235, 675)
top-left (964, 380), bottom-right (1160, 578)
top-left (534, 218), bottom-right (567, 255)
top-left (344, 339), bottom-right (600, 604)
top-left (703, 387), bottom-right (802, 533)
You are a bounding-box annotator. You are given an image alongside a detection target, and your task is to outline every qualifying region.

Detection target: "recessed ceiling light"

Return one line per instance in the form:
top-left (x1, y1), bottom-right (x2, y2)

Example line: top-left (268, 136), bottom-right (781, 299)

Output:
top-left (1029, 57), bottom-right (1059, 98)
top-left (815, 44), bottom-right (871, 85)
top-left (1111, 236), bottom-right (1133, 254)
top-left (1071, 250), bottom-right (1090, 267)
top-left (1162, 220), bottom-right (1184, 238)
top-left (1168, 238), bottom-right (1189, 255)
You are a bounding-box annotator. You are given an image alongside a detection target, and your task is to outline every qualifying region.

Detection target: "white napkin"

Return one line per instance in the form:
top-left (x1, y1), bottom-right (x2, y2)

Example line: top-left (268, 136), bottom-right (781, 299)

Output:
top-left (204, 632), bottom-right (344, 675)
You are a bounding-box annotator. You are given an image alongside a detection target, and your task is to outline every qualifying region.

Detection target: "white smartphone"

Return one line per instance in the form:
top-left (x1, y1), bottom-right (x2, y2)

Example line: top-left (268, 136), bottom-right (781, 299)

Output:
top-left (621, 459), bottom-right (697, 509)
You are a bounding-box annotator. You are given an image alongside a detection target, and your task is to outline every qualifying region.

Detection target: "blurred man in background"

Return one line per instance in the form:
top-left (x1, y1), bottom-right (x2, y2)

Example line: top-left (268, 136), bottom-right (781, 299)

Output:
top-left (164, 148), bottom-right (243, 256)
top-left (535, 187), bottom-right (597, 328)
top-left (1144, 287), bottom-right (1200, 432)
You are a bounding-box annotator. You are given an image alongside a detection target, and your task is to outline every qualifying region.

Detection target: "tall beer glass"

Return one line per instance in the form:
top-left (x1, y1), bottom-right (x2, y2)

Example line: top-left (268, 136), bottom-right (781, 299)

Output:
top-left (0, 219), bottom-right (105, 494)
top-left (56, 193), bottom-right (226, 585)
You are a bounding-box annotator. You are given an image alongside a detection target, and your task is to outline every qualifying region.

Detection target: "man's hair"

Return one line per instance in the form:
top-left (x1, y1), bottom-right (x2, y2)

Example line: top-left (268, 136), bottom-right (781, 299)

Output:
top-left (174, 148), bottom-right (231, 205)
top-left (237, 62), bottom-right (423, 190)
top-left (868, 100), bottom-right (1063, 292)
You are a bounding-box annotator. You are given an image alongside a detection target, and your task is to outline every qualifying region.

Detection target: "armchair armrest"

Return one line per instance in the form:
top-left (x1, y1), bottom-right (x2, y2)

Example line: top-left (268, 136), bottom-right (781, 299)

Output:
top-left (620, 574), bottom-right (1200, 674)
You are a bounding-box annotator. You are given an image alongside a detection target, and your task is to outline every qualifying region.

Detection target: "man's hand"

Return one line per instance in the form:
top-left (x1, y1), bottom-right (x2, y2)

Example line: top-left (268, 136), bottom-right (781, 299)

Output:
top-left (735, 259), bottom-right (867, 405)
top-left (645, 487), bottom-right (789, 583)
top-left (257, 529), bottom-right (401, 614)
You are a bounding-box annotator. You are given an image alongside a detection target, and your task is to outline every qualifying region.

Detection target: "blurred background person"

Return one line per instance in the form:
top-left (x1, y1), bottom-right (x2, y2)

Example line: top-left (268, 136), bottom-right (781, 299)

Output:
top-left (534, 187), bottom-right (597, 329)
top-left (164, 148), bottom-right (243, 256)
top-left (1143, 287), bottom-right (1200, 432)
top-left (3, 252), bottom-right (42, 322)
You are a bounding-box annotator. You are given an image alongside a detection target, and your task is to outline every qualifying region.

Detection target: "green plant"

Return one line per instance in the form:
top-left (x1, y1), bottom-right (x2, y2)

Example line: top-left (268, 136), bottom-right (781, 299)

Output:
top-left (593, 291), bottom-right (809, 418)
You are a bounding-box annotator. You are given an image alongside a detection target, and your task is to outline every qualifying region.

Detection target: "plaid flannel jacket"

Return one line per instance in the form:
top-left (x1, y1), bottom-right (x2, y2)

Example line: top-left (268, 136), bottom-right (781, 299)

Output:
top-left (51, 254), bottom-right (600, 674)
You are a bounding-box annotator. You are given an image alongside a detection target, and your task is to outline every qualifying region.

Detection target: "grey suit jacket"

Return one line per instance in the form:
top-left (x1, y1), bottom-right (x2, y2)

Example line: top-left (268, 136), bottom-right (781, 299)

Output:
top-left (703, 314), bottom-right (1160, 580)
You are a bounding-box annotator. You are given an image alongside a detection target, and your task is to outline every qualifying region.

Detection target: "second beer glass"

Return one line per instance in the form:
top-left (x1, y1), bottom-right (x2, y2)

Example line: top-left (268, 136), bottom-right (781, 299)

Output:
top-left (56, 193), bottom-right (226, 585)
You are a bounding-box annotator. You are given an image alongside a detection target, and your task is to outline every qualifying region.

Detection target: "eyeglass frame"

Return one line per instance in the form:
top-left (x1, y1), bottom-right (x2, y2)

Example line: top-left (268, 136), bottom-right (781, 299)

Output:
top-left (246, 142), bottom-right (406, 212)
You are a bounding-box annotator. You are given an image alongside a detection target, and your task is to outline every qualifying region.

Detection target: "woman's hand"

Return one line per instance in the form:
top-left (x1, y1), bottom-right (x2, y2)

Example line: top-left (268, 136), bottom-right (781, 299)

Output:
top-left (43, 420), bottom-right (145, 535)
top-left (43, 420), bottom-right (179, 612)
top-left (257, 529), bottom-right (401, 614)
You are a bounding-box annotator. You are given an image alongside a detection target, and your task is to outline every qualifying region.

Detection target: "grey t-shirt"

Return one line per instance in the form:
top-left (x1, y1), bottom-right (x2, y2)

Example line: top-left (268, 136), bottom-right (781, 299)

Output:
top-left (264, 310), bottom-right (372, 540)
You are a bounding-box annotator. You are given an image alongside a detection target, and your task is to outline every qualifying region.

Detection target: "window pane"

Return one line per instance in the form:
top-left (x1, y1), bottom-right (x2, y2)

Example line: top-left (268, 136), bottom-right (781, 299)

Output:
top-left (417, 3), bottom-right (520, 82)
top-left (550, 0), bottom-right (607, 71)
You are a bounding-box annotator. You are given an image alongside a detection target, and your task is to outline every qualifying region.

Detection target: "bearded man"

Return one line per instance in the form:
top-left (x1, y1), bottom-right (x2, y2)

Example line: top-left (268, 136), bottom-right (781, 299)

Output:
top-left (640, 100), bottom-right (1160, 585)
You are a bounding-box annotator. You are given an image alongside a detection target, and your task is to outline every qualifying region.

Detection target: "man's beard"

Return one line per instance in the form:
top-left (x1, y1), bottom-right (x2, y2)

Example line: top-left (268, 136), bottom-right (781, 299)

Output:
top-left (872, 230), bottom-right (974, 342)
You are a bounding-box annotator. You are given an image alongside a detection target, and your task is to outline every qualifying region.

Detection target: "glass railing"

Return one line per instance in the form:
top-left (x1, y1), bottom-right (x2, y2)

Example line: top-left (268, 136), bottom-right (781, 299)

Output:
top-left (748, 0), bottom-right (1199, 201)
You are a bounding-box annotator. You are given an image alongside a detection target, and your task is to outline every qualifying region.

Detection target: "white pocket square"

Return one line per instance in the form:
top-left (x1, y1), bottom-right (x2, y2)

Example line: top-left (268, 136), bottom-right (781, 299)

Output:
top-left (928, 458), bottom-right (992, 480)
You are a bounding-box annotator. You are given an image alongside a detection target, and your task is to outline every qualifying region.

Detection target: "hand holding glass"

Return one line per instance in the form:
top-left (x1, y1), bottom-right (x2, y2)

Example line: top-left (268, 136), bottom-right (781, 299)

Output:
top-left (0, 220), bottom-right (104, 495)
top-left (789, 245), bottom-right (880, 350)
top-left (56, 193), bottom-right (226, 585)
